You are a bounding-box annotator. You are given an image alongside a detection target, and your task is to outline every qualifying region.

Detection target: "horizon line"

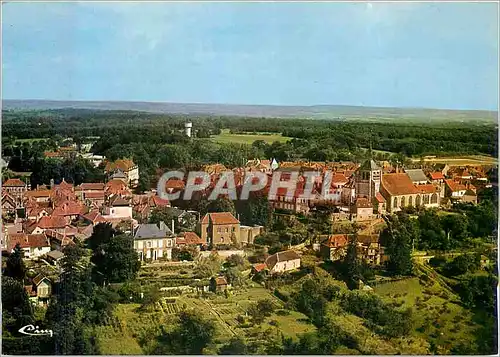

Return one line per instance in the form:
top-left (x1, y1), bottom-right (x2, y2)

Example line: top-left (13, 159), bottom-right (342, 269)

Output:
top-left (3, 98), bottom-right (498, 113)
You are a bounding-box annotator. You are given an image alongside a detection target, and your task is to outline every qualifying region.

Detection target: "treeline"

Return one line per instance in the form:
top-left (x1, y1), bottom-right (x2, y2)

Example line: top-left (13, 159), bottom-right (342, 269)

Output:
top-left (3, 109), bottom-right (497, 157)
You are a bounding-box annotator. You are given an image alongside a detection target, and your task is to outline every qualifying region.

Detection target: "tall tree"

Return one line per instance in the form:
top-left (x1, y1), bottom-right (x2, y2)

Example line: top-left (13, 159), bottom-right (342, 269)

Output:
top-left (344, 233), bottom-right (361, 290)
top-left (381, 214), bottom-right (415, 276)
top-left (4, 243), bottom-right (26, 281)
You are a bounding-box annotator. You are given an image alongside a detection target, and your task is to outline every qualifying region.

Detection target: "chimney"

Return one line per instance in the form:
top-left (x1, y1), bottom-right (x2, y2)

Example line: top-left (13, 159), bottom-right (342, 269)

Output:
top-left (50, 178), bottom-right (54, 189)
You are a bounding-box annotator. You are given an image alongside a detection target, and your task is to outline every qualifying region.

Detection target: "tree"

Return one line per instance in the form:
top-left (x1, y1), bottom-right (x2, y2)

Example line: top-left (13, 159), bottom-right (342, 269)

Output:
top-left (155, 311), bottom-right (216, 354)
top-left (381, 214), bottom-right (415, 276)
top-left (343, 234), bottom-right (361, 289)
top-left (91, 234), bottom-right (141, 285)
top-left (194, 253), bottom-right (221, 279)
top-left (4, 243), bottom-right (26, 281)
top-left (86, 222), bottom-right (115, 251)
top-left (207, 195), bottom-right (236, 216)
top-left (219, 336), bottom-right (249, 355)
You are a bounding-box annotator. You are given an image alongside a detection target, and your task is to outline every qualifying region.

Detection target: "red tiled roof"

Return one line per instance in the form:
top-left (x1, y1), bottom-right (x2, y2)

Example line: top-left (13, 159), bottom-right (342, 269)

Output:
top-left (252, 263), bottom-right (268, 273)
top-left (3, 178), bottom-right (26, 187)
top-left (77, 183), bottom-right (105, 191)
top-left (416, 184), bottom-right (440, 194)
top-left (105, 159), bottom-right (136, 172)
top-left (355, 197), bottom-right (372, 208)
top-left (331, 173), bottom-right (348, 184)
top-left (445, 179), bottom-right (467, 192)
top-left (201, 212), bottom-right (239, 225)
top-left (52, 202), bottom-right (85, 216)
top-left (429, 172), bottom-right (444, 180)
top-left (382, 174), bottom-right (419, 196)
top-left (25, 189), bottom-right (53, 198)
top-left (323, 234), bottom-right (349, 248)
top-left (84, 191), bottom-right (105, 199)
top-left (177, 231), bottom-right (205, 245)
top-left (8, 233), bottom-right (49, 251)
top-left (165, 179), bottom-right (185, 190)
top-left (82, 211), bottom-right (106, 224)
top-left (375, 192), bottom-right (386, 203)
top-left (150, 195), bottom-right (170, 207)
top-left (105, 180), bottom-right (131, 195)
top-left (37, 216), bottom-right (68, 229)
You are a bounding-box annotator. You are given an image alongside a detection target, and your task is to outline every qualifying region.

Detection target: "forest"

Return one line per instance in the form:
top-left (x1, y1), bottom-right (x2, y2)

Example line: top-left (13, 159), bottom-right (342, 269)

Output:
top-left (2, 109), bottom-right (497, 191)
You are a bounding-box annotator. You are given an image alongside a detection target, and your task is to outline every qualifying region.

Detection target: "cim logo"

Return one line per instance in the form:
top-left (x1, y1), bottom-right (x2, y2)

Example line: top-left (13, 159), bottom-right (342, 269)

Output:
top-left (18, 324), bottom-right (53, 337)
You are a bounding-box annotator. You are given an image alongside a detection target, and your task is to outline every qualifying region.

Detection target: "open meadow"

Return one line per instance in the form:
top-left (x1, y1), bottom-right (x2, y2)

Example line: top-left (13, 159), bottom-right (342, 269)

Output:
top-left (210, 129), bottom-right (291, 145)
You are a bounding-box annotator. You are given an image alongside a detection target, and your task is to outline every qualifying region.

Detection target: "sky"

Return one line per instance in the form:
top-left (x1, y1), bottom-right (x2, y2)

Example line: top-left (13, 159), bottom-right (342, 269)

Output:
top-left (2, 2), bottom-right (499, 110)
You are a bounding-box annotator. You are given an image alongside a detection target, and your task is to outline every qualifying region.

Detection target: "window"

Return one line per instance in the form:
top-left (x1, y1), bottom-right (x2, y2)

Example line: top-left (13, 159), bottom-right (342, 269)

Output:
top-left (225, 228), bottom-right (228, 233)
top-left (232, 227), bottom-right (236, 232)
top-left (147, 241), bottom-right (151, 248)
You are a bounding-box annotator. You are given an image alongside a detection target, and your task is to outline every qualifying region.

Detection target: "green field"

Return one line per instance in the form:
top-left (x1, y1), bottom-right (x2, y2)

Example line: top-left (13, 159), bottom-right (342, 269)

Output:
top-left (374, 275), bottom-right (479, 353)
top-left (210, 129), bottom-right (290, 145)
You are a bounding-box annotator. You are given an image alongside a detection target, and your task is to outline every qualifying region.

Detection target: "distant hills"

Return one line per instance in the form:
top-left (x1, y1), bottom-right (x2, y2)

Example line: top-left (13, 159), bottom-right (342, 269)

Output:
top-left (2, 99), bottom-right (497, 123)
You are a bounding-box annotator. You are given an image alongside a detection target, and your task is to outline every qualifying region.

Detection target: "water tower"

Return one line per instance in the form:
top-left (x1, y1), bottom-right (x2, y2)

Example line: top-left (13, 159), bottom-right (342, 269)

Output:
top-left (184, 122), bottom-right (193, 138)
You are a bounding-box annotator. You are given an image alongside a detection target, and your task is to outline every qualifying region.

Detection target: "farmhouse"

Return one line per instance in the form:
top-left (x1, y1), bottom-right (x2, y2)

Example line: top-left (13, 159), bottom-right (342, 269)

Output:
top-left (265, 250), bottom-right (301, 274)
top-left (6, 233), bottom-right (51, 259)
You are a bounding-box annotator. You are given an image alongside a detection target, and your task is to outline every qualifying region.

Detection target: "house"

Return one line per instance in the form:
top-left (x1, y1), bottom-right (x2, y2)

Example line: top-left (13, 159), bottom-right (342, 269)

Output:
top-left (46, 250), bottom-right (64, 265)
top-left (199, 212), bottom-right (240, 246)
top-left (133, 221), bottom-right (175, 261)
top-left (265, 250), bottom-right (301, 274)
top-left (239, 225), bottom-right (264, 245)
top-left (27, 216), bottom-right (68, 234)
top-left (75, 182), bottom-right (106, 201)
top-left (6, 233), bottom-right (51, 259)
top-left (104, 159), bottom-right (139, 187)
top-left (373, 192), bottom-right (386, 215)
top-left (2, 192), bottom-right (18, 217)
top-left (358, 234), bottom-right (385, 265)
top-left (354, 197), bottom-right (373, 221)
top-left (210, 276), bottom-right (229, 292)
top-left (30, 274), bottom-right (52, 305)
top-left (381, 173), bottom-right (439, 213)
top-left (321, 234), bottom-right (349, 261)
top-left (405, 169), bottom-right (429, 185)
top-left (102, 195), bottom-right (133, 220)
top-left (462, 189), bottom-right (478, 204)
top-left (105, 179), bottom-right (132, 197)
top-left (2, 178), bottom-right (28, 199)
top-left (444, 179), bottom-right (468, 201)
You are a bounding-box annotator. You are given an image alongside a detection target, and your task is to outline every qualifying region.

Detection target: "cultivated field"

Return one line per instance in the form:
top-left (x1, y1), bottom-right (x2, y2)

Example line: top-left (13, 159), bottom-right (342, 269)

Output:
top-left (411, 155), bottom-right (497, 166)
top-left (210, 129), bottom-right (291, 145)
top-left (93, 285), bottom-right (315, 354)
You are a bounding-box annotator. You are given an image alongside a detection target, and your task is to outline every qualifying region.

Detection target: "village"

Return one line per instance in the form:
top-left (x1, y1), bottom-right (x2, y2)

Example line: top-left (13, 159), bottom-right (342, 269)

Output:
top-left (1, 137), bottom-right (495, 306)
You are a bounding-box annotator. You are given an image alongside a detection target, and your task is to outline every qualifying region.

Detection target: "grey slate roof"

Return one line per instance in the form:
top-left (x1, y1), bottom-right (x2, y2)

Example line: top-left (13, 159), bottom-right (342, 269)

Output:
top-left (405, 169), bottom-right (429, 183)
top-left (134, 222), bottom-right (173, 240)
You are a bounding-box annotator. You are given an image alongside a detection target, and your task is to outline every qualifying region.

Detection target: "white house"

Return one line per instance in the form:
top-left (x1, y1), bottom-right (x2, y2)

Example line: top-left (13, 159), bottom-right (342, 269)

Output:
top-left (265, 250), bottom-right (301, 274)
top-left (7, 233), bottom-right (51, 260)
top-left (102, 195), bottom-right (133, 220)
